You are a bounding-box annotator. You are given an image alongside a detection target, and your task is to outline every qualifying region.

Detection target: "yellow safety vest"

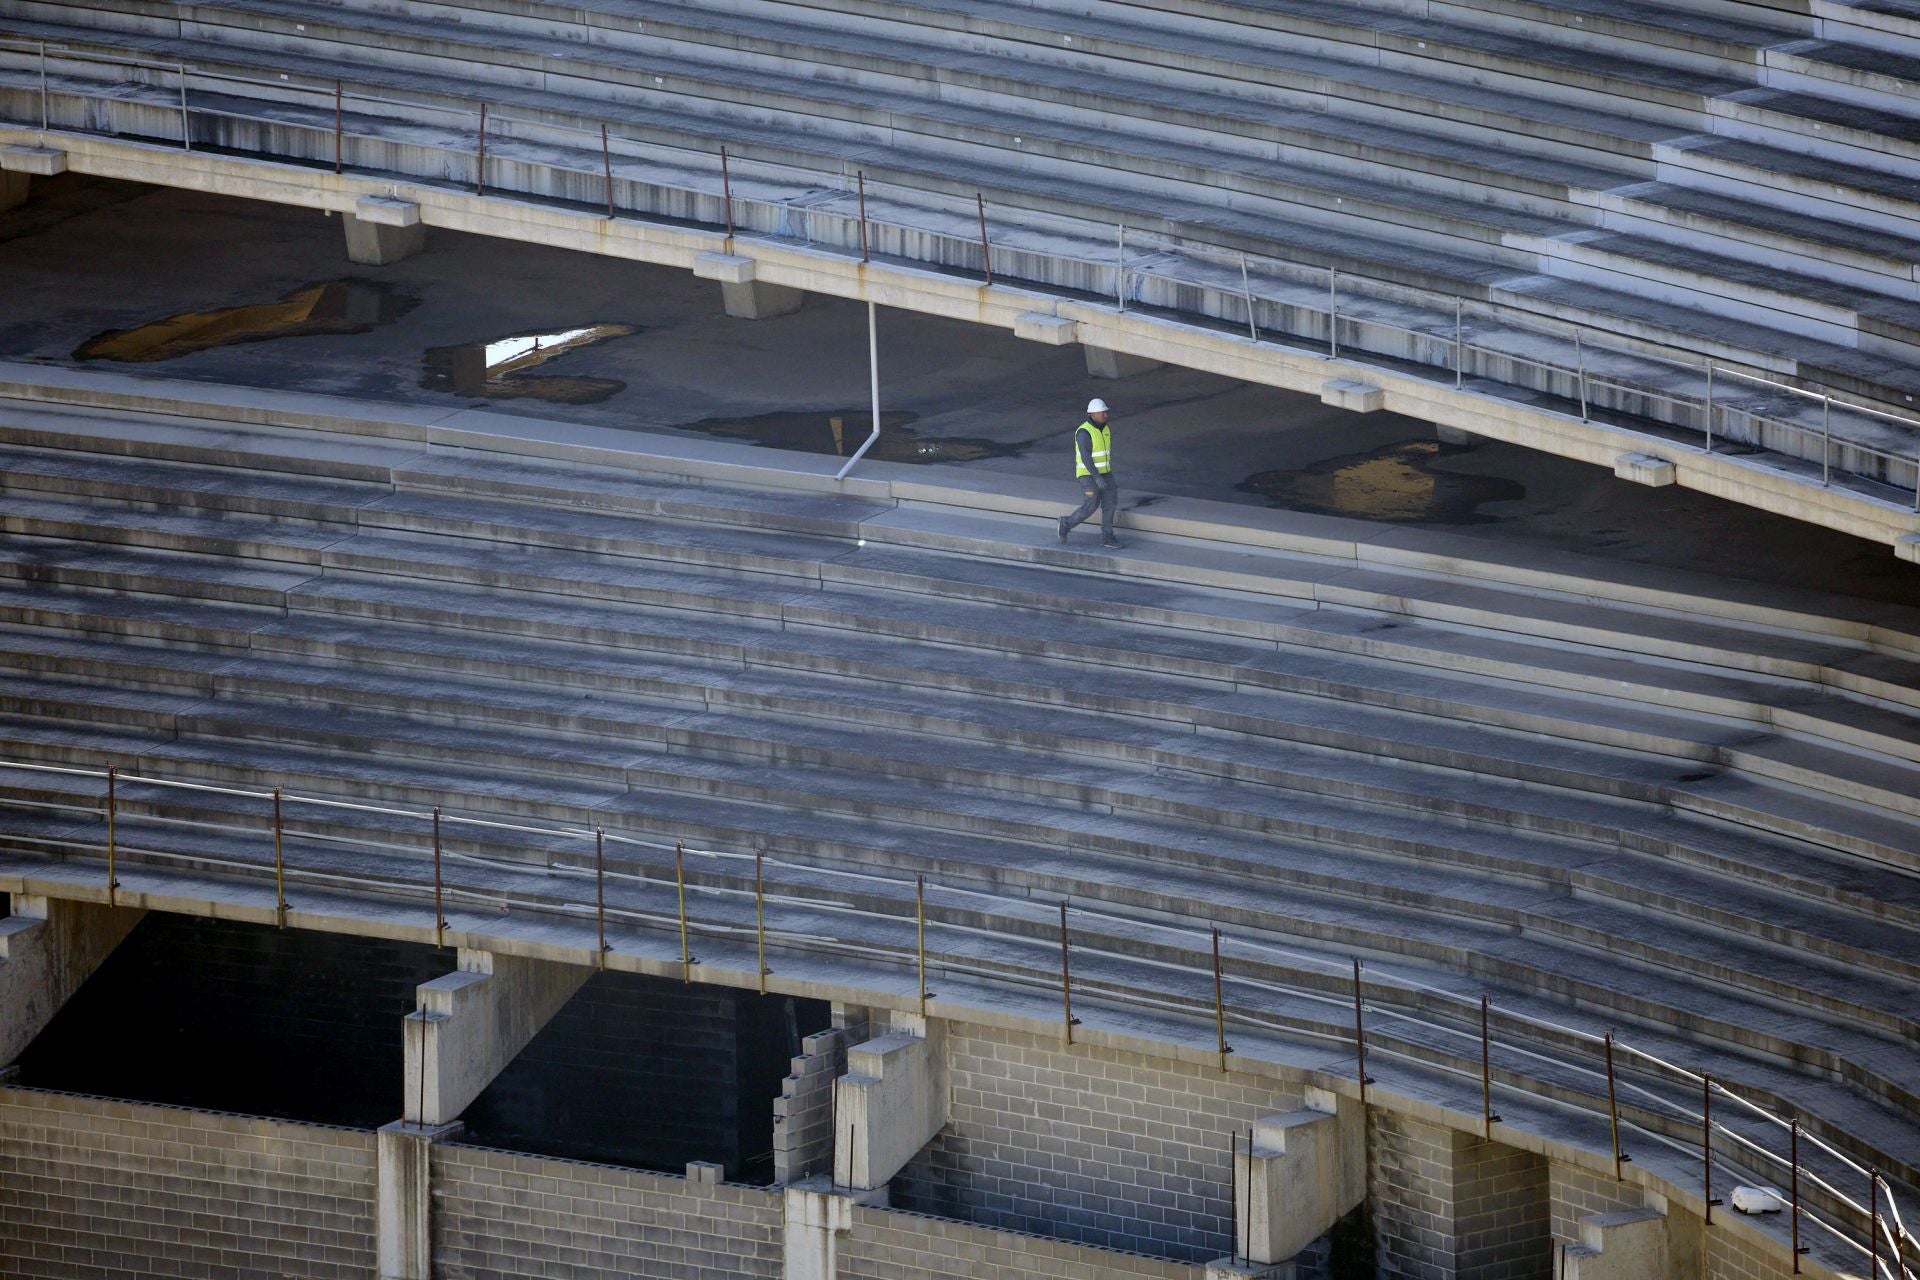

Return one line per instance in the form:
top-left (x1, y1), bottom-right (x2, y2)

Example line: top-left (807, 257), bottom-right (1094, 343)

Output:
top-left (1074, 422), bottom-right (1112, 478)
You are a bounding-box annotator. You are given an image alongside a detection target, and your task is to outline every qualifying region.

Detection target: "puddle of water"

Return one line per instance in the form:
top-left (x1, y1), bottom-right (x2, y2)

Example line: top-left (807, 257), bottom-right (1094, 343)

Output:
top-left (75, 280), bottom-right (416, 361)
top-left (672, 410), bottom-right (1031, 465)
top-left (421, 323), bottom-right (638, 405)
top-left (1238, 439), bottom-right (1524, 524)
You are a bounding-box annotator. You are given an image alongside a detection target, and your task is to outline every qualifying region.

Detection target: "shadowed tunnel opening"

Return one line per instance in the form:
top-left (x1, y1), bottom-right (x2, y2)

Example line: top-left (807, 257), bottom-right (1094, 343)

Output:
top-left (14, 912), bottom-right (827, 1179)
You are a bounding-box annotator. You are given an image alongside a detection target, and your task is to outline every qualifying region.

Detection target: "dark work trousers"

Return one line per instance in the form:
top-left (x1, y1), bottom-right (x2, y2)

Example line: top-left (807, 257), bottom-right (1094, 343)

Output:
top-left (1064, 473), bottom-right (1118, 540)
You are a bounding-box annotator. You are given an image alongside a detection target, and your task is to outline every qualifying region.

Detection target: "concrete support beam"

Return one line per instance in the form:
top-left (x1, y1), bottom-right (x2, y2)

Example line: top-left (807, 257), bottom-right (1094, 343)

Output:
top-left (1234, 1087), bottom-right (1366, 1265)
top-left (1562, 1206), bottom-right (1678, 1280)
top-left (833, 1016), bottom-right (947, 1191)
top-left (695, 250), bottom-right (804, 319)
top-left (1435, 423), bottom-right (1477, 445)
top-left (1204, 1260), bottom-right (1294, 1280)
top-left (1014, 313), bottom-right (1079, 345)
top-left (1084, 346), bottom-right (1165, 379)
top-left (1320, 378), bottom-right (1385, 413)
top-left (1615, 452), bottom-right (1678, 486)
top-left (376, 1119), bottom-right (461, 1280)
top-left (1, 145), bottom-right (67, 176)
top-left (401, 947), bottom-right (591, 1127)
top-left (345, 197), bottom-right (424, 265)
top-left (0, 895), bottom-right (143, 1066)
top-left (1895, 534), bottom-right (1918, 563)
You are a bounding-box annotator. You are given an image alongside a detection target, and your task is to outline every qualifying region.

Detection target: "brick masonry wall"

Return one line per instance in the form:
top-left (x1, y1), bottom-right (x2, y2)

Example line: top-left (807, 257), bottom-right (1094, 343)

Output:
top-left (1371, 1110), bottom-right (1550, 1279)
top-left (432, 1141), bottom-right (784, 1280)
top-left (888, 1022), bottom-right (1302, 1262)
top-left (0, 1085), bottom-right (376, 1279)
top-left (1549, 1161), bottom-right (1646, 1244)
top-left (841, 1203), bottom-right (1204, 1280)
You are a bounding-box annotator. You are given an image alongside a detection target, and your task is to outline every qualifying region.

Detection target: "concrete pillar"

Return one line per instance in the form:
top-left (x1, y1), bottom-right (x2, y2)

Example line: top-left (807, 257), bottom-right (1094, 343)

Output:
top-left (783, 1181), bottom-right (855, 1280)
top-left (401, 947), bottom-right (591, 1127)
top-left (1372, 1111), bottom-right (1553, 1279)
top-left (1563, 1205), bottom-right (1681, 1280)
top-left (1084, 346), bottom-right (1164, 379)
top-left (0, 145), bottom-right (67, 212)
top-left (0, 895), bottom-right (144, 1067)
top-left (0, 172), bottom-right (26, 212)
top-left (376, 1118), bottom-right (460, 1280)
top-left (693, 250), bottom-right (804, 319)
top-left (1234, 1087), bottom-right (1367, 1265)
top-left (833, 1015), bottom-right (948, 1191)
top-left (344, 195), bottom-right (425, 266)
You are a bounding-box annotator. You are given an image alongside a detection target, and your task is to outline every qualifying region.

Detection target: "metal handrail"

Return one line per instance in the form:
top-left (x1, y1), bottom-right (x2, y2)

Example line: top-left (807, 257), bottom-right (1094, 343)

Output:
top-left (3, 38), bottom-right (1917, 510)
top-left (0, 755), bottom-right (1911, 1275)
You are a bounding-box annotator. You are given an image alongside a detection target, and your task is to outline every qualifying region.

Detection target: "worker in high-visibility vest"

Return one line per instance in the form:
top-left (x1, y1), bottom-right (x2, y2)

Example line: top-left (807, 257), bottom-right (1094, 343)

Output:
top-left (1057, 398), bottom-right (1123, 549)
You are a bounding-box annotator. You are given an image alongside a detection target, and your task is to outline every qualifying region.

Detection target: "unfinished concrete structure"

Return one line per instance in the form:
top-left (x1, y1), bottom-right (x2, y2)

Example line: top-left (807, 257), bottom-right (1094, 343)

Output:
top-left (0, 364), bottom-right (1912, 1279)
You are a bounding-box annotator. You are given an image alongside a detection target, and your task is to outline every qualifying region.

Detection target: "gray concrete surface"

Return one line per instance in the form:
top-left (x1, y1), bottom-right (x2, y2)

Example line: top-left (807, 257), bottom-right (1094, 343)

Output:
top-left (0, 175), bottom-right (1915, 606)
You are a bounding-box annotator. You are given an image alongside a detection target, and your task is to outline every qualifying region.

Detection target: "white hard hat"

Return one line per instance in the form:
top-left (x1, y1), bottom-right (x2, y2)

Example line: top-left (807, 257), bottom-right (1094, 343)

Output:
top-left (1086, 398), bottom-right (1110, 414)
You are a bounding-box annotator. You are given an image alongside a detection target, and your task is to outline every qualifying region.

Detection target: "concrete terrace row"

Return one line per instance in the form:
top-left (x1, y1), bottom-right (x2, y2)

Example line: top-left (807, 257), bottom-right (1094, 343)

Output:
top-left (0, 377), bottom-right (1915, 1271)
top-left (7, 0), bottom-right (1920, 458)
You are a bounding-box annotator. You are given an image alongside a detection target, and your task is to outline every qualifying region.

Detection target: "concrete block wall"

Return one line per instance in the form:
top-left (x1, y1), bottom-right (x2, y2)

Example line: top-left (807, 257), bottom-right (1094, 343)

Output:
top-left (889, 1023), bottom-right (1302, 1261)
top-left (430, 1142), bottom-right (783, 1279)
top-left (1370, 1110), bottom-right (1551, 1279)
top-left (1549, 1161), bottom-right (1648, 1244)
top-left (1705, 1220), bottom-right (1797, 1280)
top-left (0, 1085), bottom-right (376, 1278)
top-left (774, 1027), bottom-right (844, 1184)
top-left (841, 1202), bottom-right (1203, 1280)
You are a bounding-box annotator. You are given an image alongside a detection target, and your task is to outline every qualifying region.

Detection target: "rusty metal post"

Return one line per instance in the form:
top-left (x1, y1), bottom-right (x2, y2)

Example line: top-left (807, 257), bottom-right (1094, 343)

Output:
top-left (1229, 1129), bottom-right (1239, 1267)
top-left (1704, 1074), bottom-right (1722, 1224)
top-left (756, 850), bottom-right (768, 994)
top-left (675, 841), bottom-right (693, 980)
top-left (594, 827), bottom-right (607, 968)
top-left (916, 874), bottom-right (929, 1018)
top-left (105, 765), bottom-right (119, 907)
top-left (1059, 900), bottom-right (1078, 1045)
top-left (976, 192), bottom-right (993, 286)
top-left (601, 123), bottom-right (614, 218)
top-left (432, 806), bottom-right (445, 949)
top-left (857, 170), bottom-right (868, 263)
top-left (720, 145), bottom-right (734, 239)
top-left (1243, 1125), bottom-right (1253, 1264)
top-left (334, 79), bottom-right (343, 174)
top-left (39, 41), bottom-right (49, 132)
top-left (475, 102), bottom-right (487, 196)
top-left (1480, 994), bottom-right (1501, 1140)
top-left (1605, 1032), bottom-right (1625, 1179)
top-left (1352, 958), bottom-right (1372, 1105)
top-left (1212, 927), bottom-right (1231, 1072)
top-left (272, 786), bottom-right (287, 928)
top-left (1791, 1119), bottom-right (1803, 1273)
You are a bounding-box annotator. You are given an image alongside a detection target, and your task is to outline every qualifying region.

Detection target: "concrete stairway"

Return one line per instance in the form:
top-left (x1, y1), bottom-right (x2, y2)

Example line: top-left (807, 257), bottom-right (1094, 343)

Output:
top-left (0, 384), bottom-right (1916, 1267)
top-left (7, 0), bottom-right (1920, 439)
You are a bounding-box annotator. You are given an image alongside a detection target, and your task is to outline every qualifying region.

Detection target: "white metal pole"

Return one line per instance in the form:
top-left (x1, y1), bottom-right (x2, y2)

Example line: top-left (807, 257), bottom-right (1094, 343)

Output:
top-left (1328, 268), bottom-right (1338, 358)
top-left (179, 62), bottom-right (190, 151)
top-left (1116, 224), bottom-right (1127, 313)
top-left (1705, 364), bottom-right (1714, 453)
top-left (1240, 254), bottom-right (1257, 342)
top-left (1454, 299), bottom-right (1464, 390)
top-left (40, 41), bottom-right (49, 132)
top-left (835, 300), bottom-right (882, 481)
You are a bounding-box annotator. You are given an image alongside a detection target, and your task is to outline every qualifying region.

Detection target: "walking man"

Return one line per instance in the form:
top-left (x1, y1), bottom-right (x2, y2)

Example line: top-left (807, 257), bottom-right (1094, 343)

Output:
top-left (1057, 398), bottom-right (1123, 549)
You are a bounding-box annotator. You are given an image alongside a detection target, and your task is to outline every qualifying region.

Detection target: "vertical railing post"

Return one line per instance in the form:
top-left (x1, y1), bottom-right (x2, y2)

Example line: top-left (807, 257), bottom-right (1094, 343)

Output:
top-left (333, 79), bottom-right (343, 174)
top-left (178, 62), bottom-right (190, 152)
top-left (1352, 958), bottom-right (1372, 1106)
top-left (1871, 1170), bottom-right (1881, 1280)
top-left (675, 840), bottom-right (693, 980)
top-left (1229, 1130), bottom-right (1240, 1267)
top-left (105, 765), bottom-right (119, 908)
top-left (1059, 900), bottom-right (1078, 1045)
top-left (474, 102), bottom-right (487, 196)
top-left (601, 123), bottom-right (614, 219)
top-left (1116, 224), bottom-right (1127, 312)
top-left (1243, 1126), bottom-right (1253, 1265)
top-left (1604, 1032), bottom-right (1625, 1180)
top-left (976, 192), bottom-right (993, 286)
top-left (1704, 364), bottom-right (1715, 453)
top-left (916, 874), bottom-right (929, 1019)
top-left (272, 786), bottom-right (287, 928)
top-left (39, 41), bottom-right (50, 132)
top-left (720, 145), bottom-right (734, 239)
top-left (1703, 1074), bottom-right (1722, 1225)
top-left (1329, 267), bottom-right (1339, 358)
top-left (1455, 298), bottom-right (1465, 390)
top-left (1822, 395), bottom-right (1833, 486)
top-left (1212, 927), bottom-right (1231, 1073)
top-left (1791, 1118), bottom-right (1803, 1274)
top-left (756, 850), bottom-right (768, 995)
top-left (1480, 994), bottom-right (1501, 1140)
top-left (1575, 331), bottom-right (1589, 421)
top-left (432, 806), bottom-right (446, 949)
top-left (594, 827), bottom-right (607, 968)
top-left (1240, 254), bottom-right (1258, 342)
top-left (856, 170), bottom-right (868, 263)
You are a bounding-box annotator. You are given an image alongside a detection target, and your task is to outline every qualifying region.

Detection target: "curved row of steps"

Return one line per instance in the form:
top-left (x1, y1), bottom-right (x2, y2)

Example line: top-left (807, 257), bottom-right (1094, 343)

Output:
top-left (0, 387), bottom-right (1915, 1270)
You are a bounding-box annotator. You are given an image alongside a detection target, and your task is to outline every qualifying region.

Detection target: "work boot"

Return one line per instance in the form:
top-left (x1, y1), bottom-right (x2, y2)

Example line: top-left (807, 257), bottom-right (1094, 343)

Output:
top-left (1057, 516), bottom-right (1070, 541)
top-left (1102, 537), bottom-right (1124, 550)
